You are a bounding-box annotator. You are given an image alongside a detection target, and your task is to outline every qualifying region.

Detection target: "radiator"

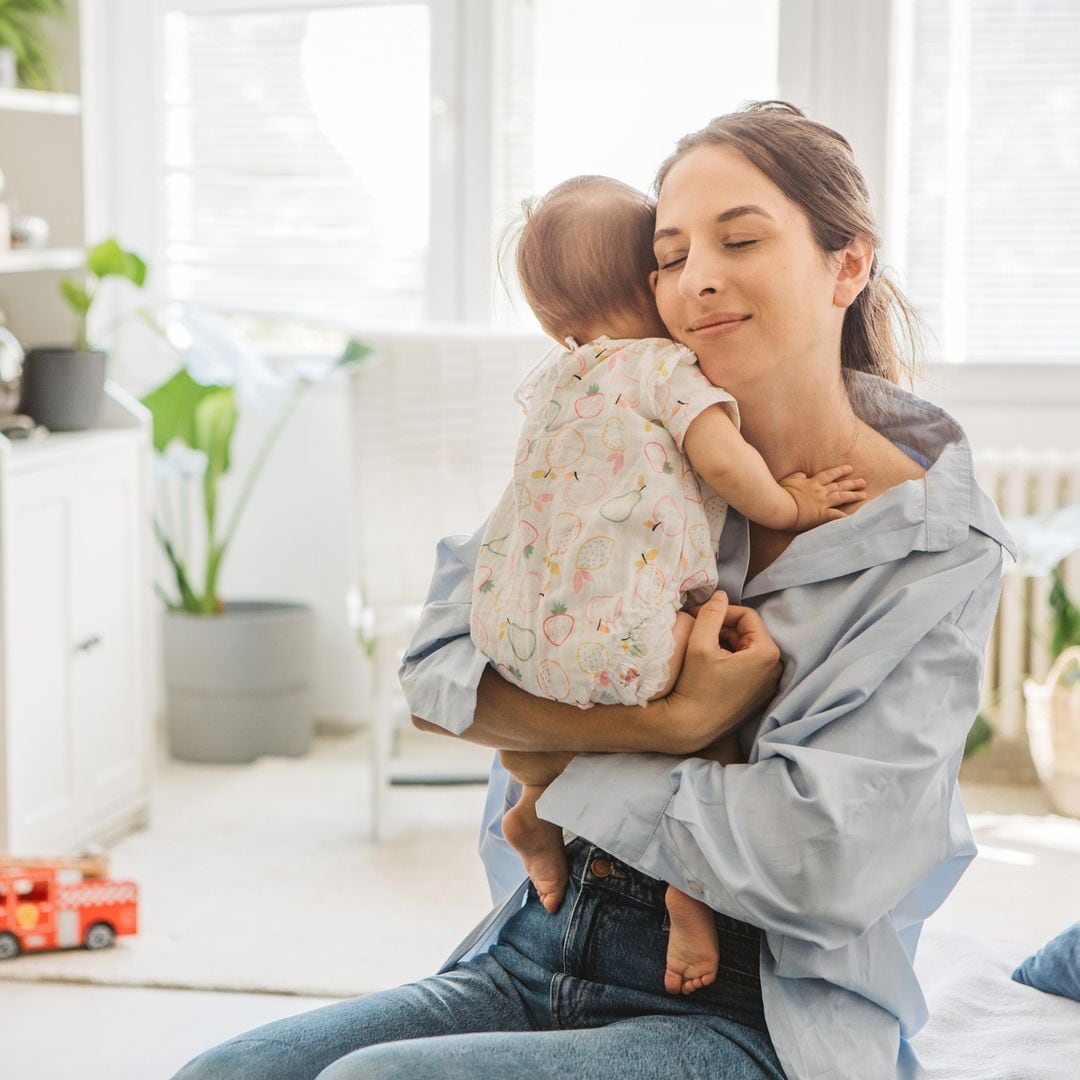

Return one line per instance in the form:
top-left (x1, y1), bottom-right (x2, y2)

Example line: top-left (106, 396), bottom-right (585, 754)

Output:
top-left (974, 449), bottom-right (1080, 739)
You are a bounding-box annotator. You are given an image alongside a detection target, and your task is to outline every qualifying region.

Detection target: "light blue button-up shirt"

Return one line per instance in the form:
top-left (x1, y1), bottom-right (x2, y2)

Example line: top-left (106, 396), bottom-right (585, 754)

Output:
top-left (400, 373), bottom-right (1015, 1080)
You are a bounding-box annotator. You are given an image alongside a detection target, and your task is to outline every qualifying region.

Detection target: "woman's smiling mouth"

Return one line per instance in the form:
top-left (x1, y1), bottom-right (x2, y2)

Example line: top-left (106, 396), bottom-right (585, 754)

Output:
top-left (689, 314), bottom-right (751, 336)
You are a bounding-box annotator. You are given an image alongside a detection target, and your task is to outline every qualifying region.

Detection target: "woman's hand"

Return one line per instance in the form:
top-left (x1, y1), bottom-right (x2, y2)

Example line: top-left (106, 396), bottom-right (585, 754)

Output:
top-left (499, 749), bottom-right (577, 787)
top-left (662, 591), bottom-right (782, 755)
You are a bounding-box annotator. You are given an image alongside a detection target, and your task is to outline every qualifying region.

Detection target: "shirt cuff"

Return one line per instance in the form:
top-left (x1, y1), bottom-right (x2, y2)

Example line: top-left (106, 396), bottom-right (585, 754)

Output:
top-left (399, 632), bottom-right (489, 736)
top-left (535, 751), bottom-right (678, 861)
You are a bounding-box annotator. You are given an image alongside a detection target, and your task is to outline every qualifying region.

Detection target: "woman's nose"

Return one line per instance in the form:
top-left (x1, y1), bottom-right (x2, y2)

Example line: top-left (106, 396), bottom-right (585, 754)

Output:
top-left (677, 252), bottom-right (720, 300)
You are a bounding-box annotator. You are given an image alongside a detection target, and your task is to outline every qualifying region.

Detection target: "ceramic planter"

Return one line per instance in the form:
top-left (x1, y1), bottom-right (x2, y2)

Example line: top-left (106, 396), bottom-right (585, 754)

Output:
top-left (19, 347), bottom-right (107, 431)
top-left (163, 601), bottom-right (316, 763)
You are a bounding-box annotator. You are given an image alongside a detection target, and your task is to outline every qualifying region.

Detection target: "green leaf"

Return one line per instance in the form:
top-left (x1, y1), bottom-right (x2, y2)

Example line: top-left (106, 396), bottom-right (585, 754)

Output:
top-left (86, 237), bottom-right (147, 287)
top-left (139, 369), bottom-right (230, 454)
top-left (193, 388), bottom-right (237, 480)
top-left (338, 337), bottom-right (373, 367)
top-left (59, 278), bottom-right (91, 317)
top-left (1049, 566), bottom-right (1080, 660)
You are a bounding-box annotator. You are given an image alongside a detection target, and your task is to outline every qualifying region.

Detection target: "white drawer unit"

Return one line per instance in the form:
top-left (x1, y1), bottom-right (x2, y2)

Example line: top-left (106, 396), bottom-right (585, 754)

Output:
top-left (0, 387), bottom-right (155, 852)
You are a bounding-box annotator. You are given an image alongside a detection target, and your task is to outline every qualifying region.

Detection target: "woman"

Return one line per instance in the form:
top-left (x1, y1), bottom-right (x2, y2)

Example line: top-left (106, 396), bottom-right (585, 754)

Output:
top-left (175, 102), bottom-right (1013, 1080)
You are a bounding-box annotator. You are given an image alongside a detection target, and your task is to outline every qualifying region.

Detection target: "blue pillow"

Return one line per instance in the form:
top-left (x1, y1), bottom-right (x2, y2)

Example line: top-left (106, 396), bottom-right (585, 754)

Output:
top-left (1011, 921), bottom-right (1080, 1001)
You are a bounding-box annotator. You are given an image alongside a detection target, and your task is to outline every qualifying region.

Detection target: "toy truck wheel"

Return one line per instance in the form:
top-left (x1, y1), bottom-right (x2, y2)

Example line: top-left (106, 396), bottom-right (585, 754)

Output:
top-left (0, 932), bottom-right (19, 960)
top-left (84, 922), bottom-right (116, 951)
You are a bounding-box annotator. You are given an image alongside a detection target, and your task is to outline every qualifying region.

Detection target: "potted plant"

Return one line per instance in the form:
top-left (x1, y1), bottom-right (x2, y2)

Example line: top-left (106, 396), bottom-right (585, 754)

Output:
top-left (141, 306), bottom-right (372, 763)
top-left (19, 237), bottom-right (146, 431)
top-left (0, 0), bottom-right (64, 91)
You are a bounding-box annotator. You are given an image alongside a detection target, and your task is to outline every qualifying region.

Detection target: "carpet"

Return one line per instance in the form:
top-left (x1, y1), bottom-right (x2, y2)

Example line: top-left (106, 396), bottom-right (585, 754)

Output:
top-left (0, 730), bottom-right (495, 998)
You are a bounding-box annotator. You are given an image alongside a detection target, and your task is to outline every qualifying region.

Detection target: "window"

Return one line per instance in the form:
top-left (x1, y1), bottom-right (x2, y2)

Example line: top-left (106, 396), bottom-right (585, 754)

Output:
top-left (893, 0), bottom-right (1080, 364)
top-left (160, 1), bottom-right (433, 327)
top-left (149, 0), bottom-right (779, 335)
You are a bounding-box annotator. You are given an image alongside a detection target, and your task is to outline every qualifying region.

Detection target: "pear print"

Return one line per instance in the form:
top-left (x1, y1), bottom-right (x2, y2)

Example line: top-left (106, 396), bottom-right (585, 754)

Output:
top-left (545, 428), bottom-right (587, 470)
top-left (537, 659), bottom-right (571, 701)
top-left (505, 620), bottom-right (537, 661)
top-left (540, 400), bottom-right (561, 430)
top-left (485, 533), bottom-right (511, 557)
top-left (564, 472), bottom-right (606, 508)
top-left (600, 488), bottom-right (642, 523)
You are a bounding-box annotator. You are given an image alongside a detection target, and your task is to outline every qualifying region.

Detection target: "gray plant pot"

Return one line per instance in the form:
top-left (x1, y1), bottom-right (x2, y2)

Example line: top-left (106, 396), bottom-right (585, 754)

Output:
top-left (163, 601), bottom-right (317, 764)
top-left (19, 347), bottom-right (107, 431)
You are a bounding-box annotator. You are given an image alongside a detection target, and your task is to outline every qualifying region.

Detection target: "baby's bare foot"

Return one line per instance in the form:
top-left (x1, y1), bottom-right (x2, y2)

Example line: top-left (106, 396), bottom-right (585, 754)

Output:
top-left (503, 792), bottom-right (569, 914)
top-left (664, 884), bottom-right (720, 995)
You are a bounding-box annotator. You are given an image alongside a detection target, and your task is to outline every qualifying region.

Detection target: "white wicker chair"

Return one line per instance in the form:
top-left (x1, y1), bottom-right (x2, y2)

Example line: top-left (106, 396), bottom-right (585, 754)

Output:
top-left (350, 326), bottom-right (547, 838)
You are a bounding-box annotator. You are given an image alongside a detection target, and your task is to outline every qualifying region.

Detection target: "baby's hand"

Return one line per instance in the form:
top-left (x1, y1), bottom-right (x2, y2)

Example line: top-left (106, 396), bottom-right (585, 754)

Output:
top-left (779, 464), bottom-right (867, 531)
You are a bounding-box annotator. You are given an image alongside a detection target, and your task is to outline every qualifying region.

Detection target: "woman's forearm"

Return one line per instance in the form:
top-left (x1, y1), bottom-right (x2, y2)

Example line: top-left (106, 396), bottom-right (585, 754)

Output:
top-left (413, 666), bottom-right (682, 752)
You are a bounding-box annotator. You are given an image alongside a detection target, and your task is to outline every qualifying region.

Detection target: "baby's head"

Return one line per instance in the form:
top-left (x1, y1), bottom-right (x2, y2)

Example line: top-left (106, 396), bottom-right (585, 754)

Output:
top-left (514, 175), bottom-right (668, 345)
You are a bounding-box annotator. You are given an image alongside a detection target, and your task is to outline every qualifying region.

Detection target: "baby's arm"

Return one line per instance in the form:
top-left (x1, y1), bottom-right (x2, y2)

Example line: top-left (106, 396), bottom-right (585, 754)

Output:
top-left (682, 406), bottom-right (866, 532)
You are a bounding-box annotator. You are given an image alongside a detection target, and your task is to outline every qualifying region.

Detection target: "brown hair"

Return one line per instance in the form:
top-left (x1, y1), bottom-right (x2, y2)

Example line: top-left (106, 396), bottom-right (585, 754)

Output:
top-left (513, 175), bottom-right (657, 343)
top-left (655, 101), bottom-right (921, 396)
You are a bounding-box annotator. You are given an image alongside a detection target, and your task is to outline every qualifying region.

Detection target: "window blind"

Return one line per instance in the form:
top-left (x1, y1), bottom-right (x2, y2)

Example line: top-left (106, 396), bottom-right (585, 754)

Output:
top-left (902, 0), bottom-right (1080, 363)
top-left (160, 3), bottom-right (431, 326)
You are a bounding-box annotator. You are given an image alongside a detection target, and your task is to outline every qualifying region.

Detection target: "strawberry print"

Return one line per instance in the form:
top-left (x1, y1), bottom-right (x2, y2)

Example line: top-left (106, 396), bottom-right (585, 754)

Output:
top-left (542, 602), bottom-right (575, 646)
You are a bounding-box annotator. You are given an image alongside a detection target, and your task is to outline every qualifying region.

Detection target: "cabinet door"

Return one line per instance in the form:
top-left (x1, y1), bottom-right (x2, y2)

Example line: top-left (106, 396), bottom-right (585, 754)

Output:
top-left (6, 466), bottom-right (78, 850)
top-left (69, 447), bottom-right (147, 827)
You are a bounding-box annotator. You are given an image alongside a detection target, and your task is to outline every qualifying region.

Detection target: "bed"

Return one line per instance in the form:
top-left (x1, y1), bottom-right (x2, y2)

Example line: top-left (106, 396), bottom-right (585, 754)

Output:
top-left (911, 928), bottom-right (1080, 1078)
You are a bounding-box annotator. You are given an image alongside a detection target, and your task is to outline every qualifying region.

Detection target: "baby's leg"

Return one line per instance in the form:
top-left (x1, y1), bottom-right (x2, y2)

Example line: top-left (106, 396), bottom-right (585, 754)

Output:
top-left (652, 611), bottom-right (696, 699)
top-left (502, 783), bottom-right (569, 914)
top-left (664, 885), bottom-right (720, 995)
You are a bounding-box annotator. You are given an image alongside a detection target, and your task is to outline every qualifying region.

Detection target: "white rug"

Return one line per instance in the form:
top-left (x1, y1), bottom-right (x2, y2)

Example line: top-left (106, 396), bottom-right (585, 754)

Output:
top-left (2, 736), bottom-right (1077, 1003)
top-left (0, 730), bottom-right (495, 998)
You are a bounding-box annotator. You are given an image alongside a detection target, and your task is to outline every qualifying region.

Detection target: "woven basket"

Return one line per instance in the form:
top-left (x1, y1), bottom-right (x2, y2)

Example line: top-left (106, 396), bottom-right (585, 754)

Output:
top-left (1023, 646), bottom-right (1080, 817)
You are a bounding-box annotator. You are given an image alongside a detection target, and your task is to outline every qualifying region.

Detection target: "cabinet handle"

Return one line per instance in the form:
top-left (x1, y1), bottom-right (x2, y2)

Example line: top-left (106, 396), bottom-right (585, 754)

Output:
top-left (74, 635), bottom-right (102, 653)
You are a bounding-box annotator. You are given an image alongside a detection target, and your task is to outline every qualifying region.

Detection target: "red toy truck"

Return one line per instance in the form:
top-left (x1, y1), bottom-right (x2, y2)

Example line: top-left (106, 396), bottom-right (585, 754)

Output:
top-left (0, 855), bottom-right (138, 960)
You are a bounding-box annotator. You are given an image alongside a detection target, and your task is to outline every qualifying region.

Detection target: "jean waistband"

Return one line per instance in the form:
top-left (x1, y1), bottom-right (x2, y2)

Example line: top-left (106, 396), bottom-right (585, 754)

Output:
top-left (565, 837), bottom-right (763, 943)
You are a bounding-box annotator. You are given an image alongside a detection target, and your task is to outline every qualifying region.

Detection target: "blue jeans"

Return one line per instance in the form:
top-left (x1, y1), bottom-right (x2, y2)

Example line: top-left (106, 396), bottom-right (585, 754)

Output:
top-left (173, 839), bottom-right (784, 1079)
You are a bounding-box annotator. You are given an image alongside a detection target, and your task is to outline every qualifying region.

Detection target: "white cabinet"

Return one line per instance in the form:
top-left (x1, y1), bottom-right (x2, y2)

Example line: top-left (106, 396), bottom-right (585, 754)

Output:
top-left (0, 388), bottom-right (154, 852)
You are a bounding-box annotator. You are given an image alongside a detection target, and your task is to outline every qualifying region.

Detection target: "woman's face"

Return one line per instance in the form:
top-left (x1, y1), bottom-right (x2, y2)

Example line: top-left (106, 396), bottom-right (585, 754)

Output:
top-left (651, 144), bottom-right (848, 395)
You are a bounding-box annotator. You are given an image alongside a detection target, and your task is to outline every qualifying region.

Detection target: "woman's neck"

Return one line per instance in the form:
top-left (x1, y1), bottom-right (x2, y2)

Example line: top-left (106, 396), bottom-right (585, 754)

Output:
top-left (736, 373), bottom-right (866, 481)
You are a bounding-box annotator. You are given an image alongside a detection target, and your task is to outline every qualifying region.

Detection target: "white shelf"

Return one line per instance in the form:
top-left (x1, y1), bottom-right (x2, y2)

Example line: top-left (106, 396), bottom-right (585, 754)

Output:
top-left (0, 86), bottom-right (81, 116)
top-left (0, 248), bottom-right (84, 274)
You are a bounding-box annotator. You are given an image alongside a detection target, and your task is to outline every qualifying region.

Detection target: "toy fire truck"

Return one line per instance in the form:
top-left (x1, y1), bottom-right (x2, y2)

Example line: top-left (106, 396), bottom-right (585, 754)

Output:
top-left (0, 854), bottom-right (138, 960)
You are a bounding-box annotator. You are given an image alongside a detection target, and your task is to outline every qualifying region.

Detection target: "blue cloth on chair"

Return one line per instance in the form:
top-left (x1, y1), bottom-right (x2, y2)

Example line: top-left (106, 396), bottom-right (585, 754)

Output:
top-left (1012, 921), bottom-right (1080, 1001)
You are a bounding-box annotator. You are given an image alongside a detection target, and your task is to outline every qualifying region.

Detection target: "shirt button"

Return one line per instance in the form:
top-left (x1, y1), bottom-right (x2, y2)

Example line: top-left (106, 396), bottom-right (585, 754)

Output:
top-left (687, 881), bottom-right (704, 895)
top-left (590, 858), bottom-right (613, 878)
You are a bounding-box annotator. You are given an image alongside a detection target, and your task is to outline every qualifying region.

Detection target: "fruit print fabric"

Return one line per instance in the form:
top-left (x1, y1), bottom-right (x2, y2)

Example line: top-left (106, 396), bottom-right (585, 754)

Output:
top-left (472, 336), bottom-right (738, 708)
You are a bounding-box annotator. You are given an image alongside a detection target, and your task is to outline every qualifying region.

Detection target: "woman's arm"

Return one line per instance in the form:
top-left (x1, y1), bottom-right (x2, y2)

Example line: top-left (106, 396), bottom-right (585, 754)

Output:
top-left (535, 534), bottom-right (1007, 951)
top-left (402, 528), bottom-right (781, 755)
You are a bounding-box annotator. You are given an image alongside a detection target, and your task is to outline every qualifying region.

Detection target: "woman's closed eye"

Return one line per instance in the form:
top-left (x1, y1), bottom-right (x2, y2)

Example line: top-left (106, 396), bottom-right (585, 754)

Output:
top-left (725, 239), bottom-right (758, 250)
top-left (658, 254), bottom-right (686, 271)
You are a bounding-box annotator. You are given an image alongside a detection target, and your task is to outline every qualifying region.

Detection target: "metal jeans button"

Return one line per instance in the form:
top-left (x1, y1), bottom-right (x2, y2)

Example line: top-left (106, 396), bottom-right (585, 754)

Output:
top-left (590, 857), bottom-right (613, 878)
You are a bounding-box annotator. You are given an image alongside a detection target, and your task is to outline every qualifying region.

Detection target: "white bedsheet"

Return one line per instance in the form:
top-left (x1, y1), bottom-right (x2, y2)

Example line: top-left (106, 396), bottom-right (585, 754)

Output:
top-left (912, 928), bottom-right (1080, 1079)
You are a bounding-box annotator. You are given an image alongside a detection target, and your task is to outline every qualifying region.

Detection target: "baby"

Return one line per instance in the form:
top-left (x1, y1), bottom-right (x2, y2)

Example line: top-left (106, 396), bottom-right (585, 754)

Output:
top-left (471, 175), bottom-right (866, 995)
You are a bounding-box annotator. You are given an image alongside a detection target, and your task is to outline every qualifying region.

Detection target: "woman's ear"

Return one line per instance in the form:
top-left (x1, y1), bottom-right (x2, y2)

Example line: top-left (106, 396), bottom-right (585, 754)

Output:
top-left (649, 269), bottom-right (659, 294)
top-left (833, 236), bottom-right (874, 309)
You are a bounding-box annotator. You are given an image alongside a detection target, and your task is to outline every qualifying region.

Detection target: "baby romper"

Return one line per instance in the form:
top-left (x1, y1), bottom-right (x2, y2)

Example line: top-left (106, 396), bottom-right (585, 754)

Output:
top-left (471, 336), bottom-right (738, 707)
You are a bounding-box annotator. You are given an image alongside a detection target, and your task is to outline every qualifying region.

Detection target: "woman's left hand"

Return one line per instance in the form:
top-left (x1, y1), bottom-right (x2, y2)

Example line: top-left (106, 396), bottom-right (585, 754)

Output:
top-left (499, 749), bottom-right (577, 787)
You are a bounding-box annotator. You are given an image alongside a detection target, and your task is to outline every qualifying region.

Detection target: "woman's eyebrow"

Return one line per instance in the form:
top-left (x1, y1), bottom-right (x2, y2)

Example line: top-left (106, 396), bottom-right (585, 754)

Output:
top-left (653, 204), bottom-right (774, 245)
